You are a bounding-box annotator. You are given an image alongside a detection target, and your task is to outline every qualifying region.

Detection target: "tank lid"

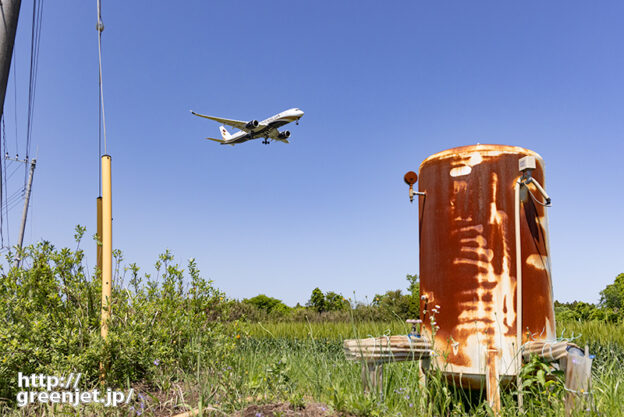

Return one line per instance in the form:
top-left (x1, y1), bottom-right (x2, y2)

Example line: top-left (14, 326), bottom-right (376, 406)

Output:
top-left (420, 144), bottom-right (544, 169)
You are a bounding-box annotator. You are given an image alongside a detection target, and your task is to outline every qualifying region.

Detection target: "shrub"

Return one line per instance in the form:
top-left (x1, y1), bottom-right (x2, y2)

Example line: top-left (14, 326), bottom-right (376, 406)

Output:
top-left (0, 227), bottom-right (235, 405)
top-left (600, 273), bottom-right (624, 312)
top-left (305, 288), bottom-right (349, 313)
top-left (554, 300), bottom-right (620, 323)
top-left (243, 294), bottom-right (290, 315)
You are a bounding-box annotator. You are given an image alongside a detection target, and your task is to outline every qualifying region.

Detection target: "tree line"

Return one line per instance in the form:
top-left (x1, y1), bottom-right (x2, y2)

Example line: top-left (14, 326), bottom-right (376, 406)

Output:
top-left (231, 273), bottom-right (624, 323)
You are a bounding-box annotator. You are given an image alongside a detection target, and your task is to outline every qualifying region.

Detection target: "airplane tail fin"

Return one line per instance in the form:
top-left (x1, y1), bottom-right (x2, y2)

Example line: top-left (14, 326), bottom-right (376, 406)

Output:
top-left (219, 126), bottom-right (232, 140)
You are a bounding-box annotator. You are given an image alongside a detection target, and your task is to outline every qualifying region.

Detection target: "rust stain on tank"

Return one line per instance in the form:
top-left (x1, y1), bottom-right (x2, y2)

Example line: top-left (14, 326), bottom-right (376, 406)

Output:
top-left (417, 144), bottom-right (556, 388)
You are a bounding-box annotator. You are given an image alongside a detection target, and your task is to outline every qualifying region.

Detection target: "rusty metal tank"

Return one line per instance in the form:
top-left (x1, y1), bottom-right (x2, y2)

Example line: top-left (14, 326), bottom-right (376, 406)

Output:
top-left (417, 144), bottom-right (555, 388)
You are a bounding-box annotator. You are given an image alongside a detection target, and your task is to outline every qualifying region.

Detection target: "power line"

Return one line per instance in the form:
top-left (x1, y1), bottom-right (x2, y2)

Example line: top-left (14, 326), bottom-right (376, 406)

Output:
top-left (96, 0), bottom-right (107, 196)
top-left (3, 188), bottom-right (23, 205)
top-left (5, 196), bottom-right (23, 212)
top-left (25, 0), bottom-right (45, 186)
top-left (6, 161), bottom-right (24, 181)
top-left (1, 117), bottom-right (8, 248)
top-left (0, 117), bottom-right (4, 246)
top-left (0, 0), bottom-right (45, 252)
top-left (12, 47), bottom-right (18, 156)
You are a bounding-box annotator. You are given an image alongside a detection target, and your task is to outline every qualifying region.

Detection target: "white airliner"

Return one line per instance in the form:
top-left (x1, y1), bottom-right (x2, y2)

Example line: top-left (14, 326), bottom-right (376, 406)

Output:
top-left (190, 108), bottom-right (304, 145)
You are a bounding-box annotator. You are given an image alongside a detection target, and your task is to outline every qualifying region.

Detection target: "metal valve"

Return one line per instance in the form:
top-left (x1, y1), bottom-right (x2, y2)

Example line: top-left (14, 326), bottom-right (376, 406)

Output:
top-left (404, 171), bottom-right (425, 203)
top-left (404, 171), bottom-right (418, 202)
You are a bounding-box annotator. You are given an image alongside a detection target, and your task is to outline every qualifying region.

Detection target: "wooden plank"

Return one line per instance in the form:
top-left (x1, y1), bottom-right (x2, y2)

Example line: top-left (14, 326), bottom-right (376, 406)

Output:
top-left (343, 335), bottom-right (432, 363)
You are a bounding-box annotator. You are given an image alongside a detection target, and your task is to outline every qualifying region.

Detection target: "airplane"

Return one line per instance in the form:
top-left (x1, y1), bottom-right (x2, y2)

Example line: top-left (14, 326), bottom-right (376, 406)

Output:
top-left (190, 108), bottom-right (304, 145)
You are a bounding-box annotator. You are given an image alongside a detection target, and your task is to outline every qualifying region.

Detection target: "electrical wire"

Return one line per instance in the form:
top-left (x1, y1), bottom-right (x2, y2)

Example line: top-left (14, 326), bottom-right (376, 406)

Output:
top-left (0, 117), bottom-right (4, 247)
top-left (4, 191), bottom-right (22, 205)
top-left (25, 0), bottom-right (45, 186)
top-left (0, 0), bottom-right (45, 251)
top-left (96, 0), bottom-right (107, 160)
top-left (3, 188), bottom-right (24, 206)
top-left (5, 198), bottom-right (23, 212)
top-left (1, 188), bottom-right (24, 212)
top-left (3, 188), bottom-right (23, 204)
top-left (6, 162), bottom-right (23, 182)
top-left (12, 48), bottom-right (18, 155)
top-left (2, 119), bottom-right (8, 248)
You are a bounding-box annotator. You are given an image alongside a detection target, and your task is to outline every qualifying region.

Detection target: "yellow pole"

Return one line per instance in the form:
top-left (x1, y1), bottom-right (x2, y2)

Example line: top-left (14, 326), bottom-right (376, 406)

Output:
top-left (96, 196), bottom-right (102, 275)
top-left (101, 155), bottom-right (112, 340)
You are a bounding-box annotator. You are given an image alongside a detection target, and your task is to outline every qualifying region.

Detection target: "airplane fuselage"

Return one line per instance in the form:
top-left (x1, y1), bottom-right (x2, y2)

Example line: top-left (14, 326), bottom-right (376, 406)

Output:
top-left (226, 108), bottom-right (304, 144)
top-left (191, 107), bottom-right (304, 145)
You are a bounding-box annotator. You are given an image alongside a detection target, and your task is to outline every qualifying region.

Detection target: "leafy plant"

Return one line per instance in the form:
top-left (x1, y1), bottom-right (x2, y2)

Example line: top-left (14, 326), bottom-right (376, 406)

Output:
top-left (0, 226), bottom-right (236, 408)
top-left (518, 355), bottom-right (565, 405)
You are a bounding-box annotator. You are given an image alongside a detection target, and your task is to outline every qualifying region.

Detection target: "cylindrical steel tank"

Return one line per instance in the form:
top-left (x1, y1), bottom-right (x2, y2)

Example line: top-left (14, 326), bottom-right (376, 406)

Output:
top-left (417, 144), bottom-right (555, 388)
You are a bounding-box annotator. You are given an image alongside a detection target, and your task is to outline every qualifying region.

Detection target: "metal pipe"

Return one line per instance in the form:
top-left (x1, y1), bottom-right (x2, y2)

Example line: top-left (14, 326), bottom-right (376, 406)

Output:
top-left (528, 177), bottom-right (555, 334)
top-left (528, 177), bottom-right (551, 205)
top-left (541, 189), bottom-right (554, 330)
top-left (514, 178), bottom-right (523, 409)
top-left (100, 155), bottom-right (112, 340)
top-left (408, 187), bottom-right (426, 203)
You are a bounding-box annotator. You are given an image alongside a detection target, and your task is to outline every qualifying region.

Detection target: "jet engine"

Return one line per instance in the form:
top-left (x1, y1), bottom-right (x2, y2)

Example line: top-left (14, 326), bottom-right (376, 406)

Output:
top-left (246, 120), bottom-right (259, 129)
top-left (278, 131), bottom-right (291, 139)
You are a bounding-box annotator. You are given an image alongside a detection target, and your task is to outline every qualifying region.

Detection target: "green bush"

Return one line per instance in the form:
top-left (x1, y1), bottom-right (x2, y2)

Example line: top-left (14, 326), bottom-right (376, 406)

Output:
top-left (306, 288), bottom-right (349, 313)
top-left (0, 227), bottom-right (236, 405)
top-left (371, 274), bottom-right (420, 320)
top-left (554, 300), bottom-right (620, 323)
top-left (600, 273), bottom-right (624, 311)
top-left (243, 294), bottom-right (290, 315)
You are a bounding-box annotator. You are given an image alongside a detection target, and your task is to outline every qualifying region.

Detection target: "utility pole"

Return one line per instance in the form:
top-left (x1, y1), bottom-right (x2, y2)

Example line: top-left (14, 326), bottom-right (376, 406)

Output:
top-left (14, 157), bottom-right (35, 268)
top-left (100, 155), bottom-right (112, 339)
top-left (0, 0), bottom-right (22, 121)
top-left (99, 155), bottom-right (111, 383)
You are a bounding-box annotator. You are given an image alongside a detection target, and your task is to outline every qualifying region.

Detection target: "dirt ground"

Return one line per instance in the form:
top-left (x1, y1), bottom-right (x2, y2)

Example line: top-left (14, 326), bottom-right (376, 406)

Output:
top-left (233, 402), bottom-right (353, 417)
top-left (128, 382), bottom-right (353, 417)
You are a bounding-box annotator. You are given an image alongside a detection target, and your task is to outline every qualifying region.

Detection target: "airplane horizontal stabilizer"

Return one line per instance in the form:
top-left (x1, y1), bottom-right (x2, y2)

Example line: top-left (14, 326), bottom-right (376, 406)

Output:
top-left (205, 137), bottom-right (225, 143)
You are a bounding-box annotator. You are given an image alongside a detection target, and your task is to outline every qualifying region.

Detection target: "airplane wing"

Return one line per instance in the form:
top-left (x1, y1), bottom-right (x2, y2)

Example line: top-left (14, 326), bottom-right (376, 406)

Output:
top-left (267, 128), bottom-right (290, 144)
top-left (267, 128), bottom-right (280, 139)
top-left (191, 111), bottom-right (265, 132)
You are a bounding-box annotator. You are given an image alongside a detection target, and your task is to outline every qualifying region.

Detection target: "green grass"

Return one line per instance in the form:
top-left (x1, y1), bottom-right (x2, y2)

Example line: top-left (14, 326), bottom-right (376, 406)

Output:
top-left (556, 320), bottom-right (624, 346)
top-left (229, 334), bottom-right (623, 416)
top-left (231, 319), bottom-right (624, 416)
top-left (245, 320), bottom-right (410, 341)
top-left (5, 317), bottom-right (623, 415)
top-left (245, 319), bottom-right (624, 345)
top-left (3, 238), bottom-right (621, 416)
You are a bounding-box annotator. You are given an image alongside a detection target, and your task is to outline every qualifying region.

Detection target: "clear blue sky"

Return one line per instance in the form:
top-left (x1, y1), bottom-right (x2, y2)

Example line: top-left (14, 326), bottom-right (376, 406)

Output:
top-left (3, 1), bottom-right (623, 306)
